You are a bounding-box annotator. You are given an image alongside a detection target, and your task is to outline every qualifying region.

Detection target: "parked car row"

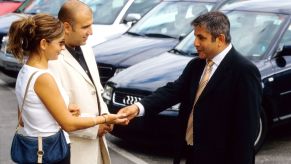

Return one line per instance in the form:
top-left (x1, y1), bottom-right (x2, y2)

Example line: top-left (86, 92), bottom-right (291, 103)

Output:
top-left (94, 0), bottom-right (231, 85)
top-left (0, 0), bottom-right (160, 76)
top-left (102, 0), bottom-right (291, 153)
top-left (1, 0), bottom-right (290, 154)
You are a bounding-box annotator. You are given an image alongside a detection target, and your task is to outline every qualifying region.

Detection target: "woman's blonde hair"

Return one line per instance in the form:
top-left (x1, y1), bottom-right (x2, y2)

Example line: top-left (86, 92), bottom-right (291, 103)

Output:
top-left (7, 14), bottom-right (64, 62)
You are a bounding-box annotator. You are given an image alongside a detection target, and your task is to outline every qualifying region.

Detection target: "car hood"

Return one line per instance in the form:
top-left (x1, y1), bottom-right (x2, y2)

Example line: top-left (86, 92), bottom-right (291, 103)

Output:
top-left (93, 34), bottom-right (179, 67)
top-left (0, 13), bottom-right (27, 33)
top-left (87, 24), bottom-right (131, 47)
top-left (110, 52), bottom-right (193, 91)
top-left (109, 52), bottom-right (268, 92)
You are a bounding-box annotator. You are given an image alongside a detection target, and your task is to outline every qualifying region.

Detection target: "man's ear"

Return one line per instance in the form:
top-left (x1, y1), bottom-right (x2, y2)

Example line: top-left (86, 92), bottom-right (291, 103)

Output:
top-left (63, 22), bottom-right (72, 34)
top-left (39, 39), bottom-right (47, 50)
top-left (217, 34), bottom-right (226, 47)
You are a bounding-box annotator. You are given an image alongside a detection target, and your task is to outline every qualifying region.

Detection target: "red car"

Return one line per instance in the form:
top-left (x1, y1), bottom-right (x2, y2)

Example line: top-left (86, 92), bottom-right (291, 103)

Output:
top-left (0, 0), bottom-right (24, 16)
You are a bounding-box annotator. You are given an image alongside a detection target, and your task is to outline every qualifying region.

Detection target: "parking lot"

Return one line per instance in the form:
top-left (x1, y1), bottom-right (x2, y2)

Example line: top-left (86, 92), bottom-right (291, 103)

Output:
top-left (1, 72), bottom-right (291, 164)
top-left (1, 0), bottom-right (291, 163)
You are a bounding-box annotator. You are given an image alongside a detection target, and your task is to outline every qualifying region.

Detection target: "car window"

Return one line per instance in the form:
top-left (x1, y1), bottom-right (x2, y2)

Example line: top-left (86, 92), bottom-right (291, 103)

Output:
top-left (88, 0), bottom-right (127, 25)
top-left (175, 31), bottom-right (196, 56)
top-left (226, 11), bottom-right (285, 59)
top-left (129, 1), bottom-right (212, 38)
top-left (280, 24), bottom-right (291, 46)
top-left (23, 0), bottom-right (66, 15)
top-left (124, 0), bottom-right (160, 17)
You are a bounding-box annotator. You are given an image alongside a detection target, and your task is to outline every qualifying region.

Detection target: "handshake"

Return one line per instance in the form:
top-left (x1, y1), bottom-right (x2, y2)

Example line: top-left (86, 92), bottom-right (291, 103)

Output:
top-left (69, 104), bottom-right (140, 126)
top-left (111, 104), bottom-right (140, 125)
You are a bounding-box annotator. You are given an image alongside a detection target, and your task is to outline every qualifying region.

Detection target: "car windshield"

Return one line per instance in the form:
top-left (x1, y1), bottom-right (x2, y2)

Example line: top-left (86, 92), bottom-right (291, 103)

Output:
top-left (87, 0), bottom-right (128, 25)
top-left (175, 11), bottom-right (287, 60)
top-left (226, 10), bottom-right (286, 59)
top-left (124, 0), bottom-right (160, 18)
top-left (128, 1), bottom-right (213, 39)
top-left (174, 31), bottom-right (196, 56)
top-left (23, 0), bottom-right (66, 15)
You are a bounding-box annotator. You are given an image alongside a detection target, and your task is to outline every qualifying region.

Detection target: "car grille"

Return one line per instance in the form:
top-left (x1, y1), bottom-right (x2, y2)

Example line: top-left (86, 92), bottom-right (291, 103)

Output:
top-left (97, 63), bottom-right (115, 85)
top-left (113, 90), bottom-right (147, 106)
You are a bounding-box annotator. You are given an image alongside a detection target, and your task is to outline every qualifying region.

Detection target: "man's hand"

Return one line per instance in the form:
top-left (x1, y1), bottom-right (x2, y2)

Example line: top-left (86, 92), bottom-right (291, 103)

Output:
top-left (97, 124), bottom-right (113, 137)
top-left (117, 104), bottom-right (139, 121)
top-left (68, 103), bottom-right (80, 117)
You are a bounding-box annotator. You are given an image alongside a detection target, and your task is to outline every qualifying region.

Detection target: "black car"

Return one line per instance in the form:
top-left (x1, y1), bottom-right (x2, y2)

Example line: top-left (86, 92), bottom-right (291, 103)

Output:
top-left (93, 0), bottom-right (232, 85)
top-left (103, 0), bottom-right (291, 153)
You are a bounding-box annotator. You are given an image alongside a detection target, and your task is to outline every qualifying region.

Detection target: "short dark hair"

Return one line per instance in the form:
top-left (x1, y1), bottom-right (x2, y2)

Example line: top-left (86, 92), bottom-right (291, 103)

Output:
top-left (191, 11), bottom-right (231, 43)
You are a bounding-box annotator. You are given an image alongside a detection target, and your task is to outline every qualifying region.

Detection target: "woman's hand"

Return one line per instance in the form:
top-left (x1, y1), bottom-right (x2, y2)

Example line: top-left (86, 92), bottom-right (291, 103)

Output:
top-left (68, 104), bottom-right (80, 117)
top-left (103, 114), bottom-right (129, 125)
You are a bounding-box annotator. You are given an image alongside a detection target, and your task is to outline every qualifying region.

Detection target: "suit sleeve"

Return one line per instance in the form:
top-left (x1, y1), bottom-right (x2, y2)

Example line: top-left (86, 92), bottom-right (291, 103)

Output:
top-left (230, 63), bottom-right (262, 164)
top-left (140, 59), bottom-right (196, 116)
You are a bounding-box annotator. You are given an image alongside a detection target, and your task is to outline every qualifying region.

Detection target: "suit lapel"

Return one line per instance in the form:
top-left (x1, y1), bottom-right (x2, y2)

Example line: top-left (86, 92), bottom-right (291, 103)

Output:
top-left (62, 48), bottom-right (94, 86)
top-left (196, 49), bottom-right (234, 104)
top-left (81, 46), bottom-right (99, 88)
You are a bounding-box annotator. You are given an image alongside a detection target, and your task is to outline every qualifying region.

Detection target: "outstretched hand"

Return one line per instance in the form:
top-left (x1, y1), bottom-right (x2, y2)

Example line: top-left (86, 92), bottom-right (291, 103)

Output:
top-left (105, 113), bottom-right (129, 125)
top-left (117, 104), bottom-right (139, 121)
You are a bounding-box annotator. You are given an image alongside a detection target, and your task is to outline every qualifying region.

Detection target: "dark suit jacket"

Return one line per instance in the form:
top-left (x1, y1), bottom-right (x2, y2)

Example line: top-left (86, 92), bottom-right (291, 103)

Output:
top-left (140, 47), bottom-right (262, 164)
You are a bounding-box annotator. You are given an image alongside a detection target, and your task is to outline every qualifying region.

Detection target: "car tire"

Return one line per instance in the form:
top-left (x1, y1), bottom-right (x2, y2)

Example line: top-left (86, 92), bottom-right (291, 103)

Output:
top-left (254, 107), bottom-right (268, 154)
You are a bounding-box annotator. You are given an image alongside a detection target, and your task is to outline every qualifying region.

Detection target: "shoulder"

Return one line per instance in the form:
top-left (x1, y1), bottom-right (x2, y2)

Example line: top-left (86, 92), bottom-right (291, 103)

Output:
top-left (229, 48), bottom-right (260, 76)
top-left (34, 71), bottom-right (56, 87)
top-left (187, 57), bottom-right (204, 68)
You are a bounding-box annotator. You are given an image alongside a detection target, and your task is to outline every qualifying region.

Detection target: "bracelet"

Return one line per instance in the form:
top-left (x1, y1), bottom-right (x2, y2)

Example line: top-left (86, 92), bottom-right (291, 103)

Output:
top-left (102, 115), bottom-right (107, 124)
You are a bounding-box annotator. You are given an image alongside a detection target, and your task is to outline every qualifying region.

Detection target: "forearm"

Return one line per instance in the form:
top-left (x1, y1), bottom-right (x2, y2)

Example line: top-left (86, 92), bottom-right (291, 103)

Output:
top-left (61, 115), bottom-right (105, 132)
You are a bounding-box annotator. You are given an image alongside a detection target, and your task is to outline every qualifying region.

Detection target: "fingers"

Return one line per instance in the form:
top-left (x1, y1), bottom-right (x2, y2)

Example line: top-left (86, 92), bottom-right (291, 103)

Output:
top-left (97, 124), bottom-right (108, 137)
top-left (114, 118), bottom-right (130, 125)
top-left (68, 103), bottom-right (80, 116)
top-left (117, 104), bottom-right (139, 120)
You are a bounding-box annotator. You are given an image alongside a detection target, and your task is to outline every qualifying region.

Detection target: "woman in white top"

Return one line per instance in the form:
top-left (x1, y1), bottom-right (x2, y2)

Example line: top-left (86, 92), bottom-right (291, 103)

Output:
top-left (8, 14), bottom-right (128, 164)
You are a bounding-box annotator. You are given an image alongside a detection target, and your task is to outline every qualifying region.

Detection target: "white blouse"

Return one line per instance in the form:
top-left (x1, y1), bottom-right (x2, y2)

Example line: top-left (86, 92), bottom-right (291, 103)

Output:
top-left (15, 65), bottom-right (70, 143)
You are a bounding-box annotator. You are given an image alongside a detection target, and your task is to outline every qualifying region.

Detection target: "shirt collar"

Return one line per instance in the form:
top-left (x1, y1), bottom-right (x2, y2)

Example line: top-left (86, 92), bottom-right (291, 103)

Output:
top-left (66, 45), bottom-right (82, 59)
top-left (211, 44), bottom-right (232, 66)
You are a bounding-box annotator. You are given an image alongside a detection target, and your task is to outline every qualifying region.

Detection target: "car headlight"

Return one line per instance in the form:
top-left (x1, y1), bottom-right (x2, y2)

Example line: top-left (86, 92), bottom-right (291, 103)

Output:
top-left (102, 85), bottom-right (113, 102)
top-left (114, 68), bottom-right (125, 76)
top-left (168, 103), bottom-right (180, 111)
top-left (1, 36), bottom-right (8, 53)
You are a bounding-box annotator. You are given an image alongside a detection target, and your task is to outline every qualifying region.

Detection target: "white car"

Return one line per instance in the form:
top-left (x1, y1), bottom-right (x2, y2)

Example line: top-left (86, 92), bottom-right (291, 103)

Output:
top-left (85, 0), bottom-right (160, 46)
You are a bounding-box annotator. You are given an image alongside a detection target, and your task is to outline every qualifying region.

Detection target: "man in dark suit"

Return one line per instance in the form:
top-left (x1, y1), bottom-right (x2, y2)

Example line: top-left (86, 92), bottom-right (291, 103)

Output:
top-left (118, 11), bottom-right (262, 164)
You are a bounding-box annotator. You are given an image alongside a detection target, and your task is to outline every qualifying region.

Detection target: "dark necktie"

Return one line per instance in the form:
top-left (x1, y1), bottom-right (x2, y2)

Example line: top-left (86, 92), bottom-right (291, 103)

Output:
top-left (74, 46), bottom-right (93, 82)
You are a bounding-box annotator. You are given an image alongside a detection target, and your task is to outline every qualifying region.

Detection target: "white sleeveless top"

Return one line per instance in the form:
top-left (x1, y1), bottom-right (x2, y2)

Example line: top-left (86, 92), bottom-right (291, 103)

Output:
top-left (15, 65), bottom-right (70, 143)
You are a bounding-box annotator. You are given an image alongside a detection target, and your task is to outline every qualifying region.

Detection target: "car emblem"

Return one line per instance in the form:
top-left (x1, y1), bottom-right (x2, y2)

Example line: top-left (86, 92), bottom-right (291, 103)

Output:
top-left (122, 96), bottom-right (141, 105)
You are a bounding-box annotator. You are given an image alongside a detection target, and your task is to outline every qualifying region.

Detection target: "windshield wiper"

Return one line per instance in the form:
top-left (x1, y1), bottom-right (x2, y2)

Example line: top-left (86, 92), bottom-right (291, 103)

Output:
top-left (171, 48), bottom-right (187, 55)
top-left (171, 49), bottom-right (198, 57)
top-left (144, 33), bottom-right (175, 39)
top-left (127, 32), bottom-right (145, 37)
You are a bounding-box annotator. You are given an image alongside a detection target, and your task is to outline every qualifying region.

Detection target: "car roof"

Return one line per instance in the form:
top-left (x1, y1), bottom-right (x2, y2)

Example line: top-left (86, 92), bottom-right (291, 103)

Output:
top-left (221, 0), bottom-right (291, 15)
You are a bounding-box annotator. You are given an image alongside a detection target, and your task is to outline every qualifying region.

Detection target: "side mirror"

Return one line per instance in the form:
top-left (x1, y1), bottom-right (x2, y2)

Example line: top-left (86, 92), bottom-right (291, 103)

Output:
top-left (275, 56), bottom-right (286, 67)
top-left (123, 13), bottom-right (141, 26)
top-left (274, 45), bottom-right (291, 67)
top-left (276, 45), bottom-right (291, 57)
